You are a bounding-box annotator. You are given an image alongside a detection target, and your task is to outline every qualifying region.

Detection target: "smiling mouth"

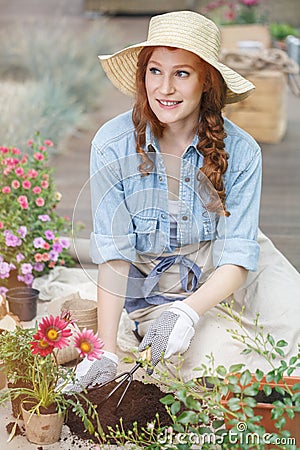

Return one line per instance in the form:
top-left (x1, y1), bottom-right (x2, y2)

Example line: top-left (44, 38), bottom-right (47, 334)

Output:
top-left (157, 100), bottom-right (182, 106)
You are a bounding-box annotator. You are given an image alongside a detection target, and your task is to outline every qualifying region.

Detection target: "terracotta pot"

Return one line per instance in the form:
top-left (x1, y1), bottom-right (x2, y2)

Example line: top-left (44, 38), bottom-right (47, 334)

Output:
top-left (0, 360), bottom-right (6, 390)
top-left (6, 287), bottom-right (39, 321)
top-left (21, 403), bottom-right (64, 444)
top-left (222, 374), bottom-right (300, 443)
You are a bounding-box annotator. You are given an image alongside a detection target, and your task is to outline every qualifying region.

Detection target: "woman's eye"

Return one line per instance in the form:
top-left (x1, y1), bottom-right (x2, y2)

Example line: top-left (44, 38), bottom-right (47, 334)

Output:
top-left (176, 70), bottom-right (189, 78)
top-left (149, 67), bottom-right (160, 75)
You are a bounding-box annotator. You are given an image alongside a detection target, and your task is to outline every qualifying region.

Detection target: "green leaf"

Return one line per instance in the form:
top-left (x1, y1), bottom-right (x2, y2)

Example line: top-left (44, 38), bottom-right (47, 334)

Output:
top-left (240, 370), bottom-right (252, 386)
top-left (243, 385), bottom-right (259, 396)
top-left (243, 406), bottom-right (254, 417)
top-left (177, 410), bottom-right (198, 425)
top-left (229, 363), bottom-right (245, 373)
top-left (263, 384), bottom-right (272, 396)
top-left (212, 419), bottom-right (225, 429)
top-left (255, 369), bottom-right (264, 381)
top-left (227, 397), bottom-right (241, 412)
top-left (243, 396), bottom-right (257, 407)
top-left (216, 365), bottom-right (227, 377)
top-left (274, 347), bottom-right (285, 357)
top-left (160, 394), bottom-right (175, 405)
top-left (170, 400), bottom-right (181, 415)
top-left (276, 339), bottom-right (288, 347)
top-left (267, 334), bottom-right (275, 346)
top-left (275, 416), bottom-right (286, 429)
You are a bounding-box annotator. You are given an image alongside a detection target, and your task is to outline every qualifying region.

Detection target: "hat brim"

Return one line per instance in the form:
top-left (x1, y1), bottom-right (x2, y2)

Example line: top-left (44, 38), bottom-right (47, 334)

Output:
top-left (99, 42), bottom-right (255, 104)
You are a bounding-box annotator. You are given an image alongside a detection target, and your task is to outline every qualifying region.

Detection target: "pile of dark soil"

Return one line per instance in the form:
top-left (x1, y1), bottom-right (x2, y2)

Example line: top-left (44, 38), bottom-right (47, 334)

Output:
top-left (66, 380), bottom-right (172, 443)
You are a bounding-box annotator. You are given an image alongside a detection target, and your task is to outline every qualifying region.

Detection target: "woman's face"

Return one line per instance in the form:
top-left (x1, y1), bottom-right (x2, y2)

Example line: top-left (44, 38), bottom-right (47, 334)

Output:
top-left (145, 47), bottom-right (206, 129)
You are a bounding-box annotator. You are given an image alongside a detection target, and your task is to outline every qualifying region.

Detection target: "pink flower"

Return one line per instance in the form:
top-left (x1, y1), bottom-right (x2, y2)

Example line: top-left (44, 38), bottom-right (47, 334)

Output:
top-left (11, 147), bottom-right (21, 155)
top-left (34, 253), bottom-right (43, 262)
top-left (44, 140), bottom-right (54, 147)
top-left (41, 180), bottom-right (49, 189)
top-left (30, 333), bottom-right (54, 356)
top-left (20, 155), bottom-right (28, 164)
top-left (42, 253), bottom-right (49, 262)
top-left (15, 167), bottom-right (24, 176)
top-left (28, 169), bottom-right (38, 178)
top-left (43, 242), bottom-right (50, 250)
top-left (0, 222), bottom-right (4, 229)
top-left (37, 315), bottom-right (72, 349)
top-left (38, 145), bottom-right (46, 151)
top-left (27, 139), bottom-right (34, 146)
top-left (22, 179), bottom-right (31, 189)
top-left (11, 180), bottom-right (20, 189)
top-left (17, 195), bottom-right (28, 209)
top-left (74, 329), bottom-right (104, 361)
top-left (32, 186), bottom-right (42, 194)
top-left (36, 197), bottom-right (45, 207)
top-left (34, 152), bottom-right (44, 161)
top-left (2, 186), bottom-right (11, 194)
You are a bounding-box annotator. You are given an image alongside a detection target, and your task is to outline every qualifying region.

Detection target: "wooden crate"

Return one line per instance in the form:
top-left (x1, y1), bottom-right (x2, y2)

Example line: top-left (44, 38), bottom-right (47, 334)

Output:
top-left (223, 70), bottom-right (287, 144)
top-left (220, 25), bottom-right (272, 51)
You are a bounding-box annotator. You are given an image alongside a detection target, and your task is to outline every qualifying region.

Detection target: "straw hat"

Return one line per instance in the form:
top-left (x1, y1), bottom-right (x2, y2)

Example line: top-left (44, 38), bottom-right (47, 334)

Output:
top-left (99, 10), bottom-right (255, 104)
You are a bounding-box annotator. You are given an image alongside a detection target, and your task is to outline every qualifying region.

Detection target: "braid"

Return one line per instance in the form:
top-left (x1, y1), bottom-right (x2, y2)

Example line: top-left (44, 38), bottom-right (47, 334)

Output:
top-left (197, 66), bottom-right (230, 216)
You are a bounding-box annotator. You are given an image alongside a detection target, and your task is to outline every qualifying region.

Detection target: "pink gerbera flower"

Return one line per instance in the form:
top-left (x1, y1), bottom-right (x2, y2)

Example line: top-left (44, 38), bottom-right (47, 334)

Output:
top-left (30, 333), bottom-right (54, 356)
top-left (74, 329), bottom-right (104, 361)
top-left (38, 315), bottom-right (72, 349)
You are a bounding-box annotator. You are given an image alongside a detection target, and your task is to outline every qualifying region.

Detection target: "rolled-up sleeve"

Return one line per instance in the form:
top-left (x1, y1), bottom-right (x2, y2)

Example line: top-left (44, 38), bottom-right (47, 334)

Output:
top-left (213, 146), bottom-right (262, 272)
top-left (89, 143), bottom-right (136, 264)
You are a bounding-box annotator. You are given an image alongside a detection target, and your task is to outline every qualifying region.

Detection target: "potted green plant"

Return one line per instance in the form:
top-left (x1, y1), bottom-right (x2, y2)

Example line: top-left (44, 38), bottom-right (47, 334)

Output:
top-left (0, 326), bottom-right (36, 417)
top-left (269, 22), bottom-right (299, 50)
top-left (0, 313), bottom-right (105, 445)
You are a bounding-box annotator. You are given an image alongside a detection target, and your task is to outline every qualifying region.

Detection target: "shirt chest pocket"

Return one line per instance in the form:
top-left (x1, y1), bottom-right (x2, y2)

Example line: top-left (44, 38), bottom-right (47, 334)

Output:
top-left (132, 215), bottom-right (160, 253)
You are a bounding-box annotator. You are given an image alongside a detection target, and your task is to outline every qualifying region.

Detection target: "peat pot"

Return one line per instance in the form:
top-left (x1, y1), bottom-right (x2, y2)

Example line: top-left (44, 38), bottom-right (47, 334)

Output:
top-left (21, 403), bottom-right (64, 445)
top-left (6, 287), bottom-right (39, 321)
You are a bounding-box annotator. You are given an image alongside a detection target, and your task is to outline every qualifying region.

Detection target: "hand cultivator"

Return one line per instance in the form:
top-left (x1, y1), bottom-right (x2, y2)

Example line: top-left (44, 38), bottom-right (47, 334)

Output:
top-left (88, 348), bottom-right (151, 409)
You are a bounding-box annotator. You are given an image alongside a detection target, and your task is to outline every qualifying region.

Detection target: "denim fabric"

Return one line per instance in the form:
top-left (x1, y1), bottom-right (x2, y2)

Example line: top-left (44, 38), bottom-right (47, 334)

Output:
top-left (90, 110), bottom-right (262, 271)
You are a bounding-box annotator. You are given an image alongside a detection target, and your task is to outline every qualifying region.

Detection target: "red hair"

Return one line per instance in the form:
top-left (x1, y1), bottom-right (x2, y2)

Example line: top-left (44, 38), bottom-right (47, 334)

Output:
top-left (132, 46), bottom-right (230, 216)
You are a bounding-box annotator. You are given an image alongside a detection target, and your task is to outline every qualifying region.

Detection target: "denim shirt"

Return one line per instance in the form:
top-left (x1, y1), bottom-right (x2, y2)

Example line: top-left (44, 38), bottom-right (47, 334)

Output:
top-left (90, 110), bottom-right (262, 272)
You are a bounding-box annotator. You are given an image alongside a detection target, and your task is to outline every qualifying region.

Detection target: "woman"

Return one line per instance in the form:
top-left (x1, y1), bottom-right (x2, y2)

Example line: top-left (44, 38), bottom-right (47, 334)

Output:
top-left (64, 11), bottom-right (300, 392)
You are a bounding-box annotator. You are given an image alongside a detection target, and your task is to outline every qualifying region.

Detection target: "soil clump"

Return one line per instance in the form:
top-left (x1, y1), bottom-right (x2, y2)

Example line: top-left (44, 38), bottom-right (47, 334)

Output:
top-left (66, 380), bottom-right (172, 443)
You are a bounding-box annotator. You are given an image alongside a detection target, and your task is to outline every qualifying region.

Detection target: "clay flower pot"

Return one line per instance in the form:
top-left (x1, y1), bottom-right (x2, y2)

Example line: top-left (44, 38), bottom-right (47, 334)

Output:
top-left (0, 360), bottom-right (6, 390)
top-left (222, 374), bottom-right (300, 442)
top-left (21, 403), bottom-right (64, 445)
top-left (6, 287), bottom-right (39, 321)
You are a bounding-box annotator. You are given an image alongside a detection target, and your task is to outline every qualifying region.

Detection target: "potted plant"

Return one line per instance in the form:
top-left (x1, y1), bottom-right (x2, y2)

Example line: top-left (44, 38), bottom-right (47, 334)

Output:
top-left (0, 326), bottom-right (36, 417)
top-left (269, 22), bottom-right (299, 50)
top-left (0, 133), bottom-right (76, 295)
top-left (0, 312), bottom-right (105, 445)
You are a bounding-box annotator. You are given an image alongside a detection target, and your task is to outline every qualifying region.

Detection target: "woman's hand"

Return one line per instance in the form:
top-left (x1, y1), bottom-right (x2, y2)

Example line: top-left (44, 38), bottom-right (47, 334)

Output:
top-left (138, 301), bottom-right (200, 374)
top-left (61, 351), bottom-right (118, 393)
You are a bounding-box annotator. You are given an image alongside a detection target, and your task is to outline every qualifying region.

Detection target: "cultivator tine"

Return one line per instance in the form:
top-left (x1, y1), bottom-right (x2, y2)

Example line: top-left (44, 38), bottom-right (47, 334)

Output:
top-left (88, 348), bottom-right (152, 410)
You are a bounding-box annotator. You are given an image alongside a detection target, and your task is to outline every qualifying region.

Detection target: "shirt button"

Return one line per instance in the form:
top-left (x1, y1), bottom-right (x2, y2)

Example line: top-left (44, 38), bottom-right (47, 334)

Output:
top-left (184, 177), bottom-right (190, 182)
top-left (182, 215), bottom-right (188, 221)
top-left (161, 213), bottom-right (166, 219)
top-left (159, 176), bottom-right (163, 182)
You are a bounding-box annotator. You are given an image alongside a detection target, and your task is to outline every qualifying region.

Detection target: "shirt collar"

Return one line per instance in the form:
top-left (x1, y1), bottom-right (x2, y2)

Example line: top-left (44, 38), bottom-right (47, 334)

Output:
top-left (145, 123), bottom-right (201, 156)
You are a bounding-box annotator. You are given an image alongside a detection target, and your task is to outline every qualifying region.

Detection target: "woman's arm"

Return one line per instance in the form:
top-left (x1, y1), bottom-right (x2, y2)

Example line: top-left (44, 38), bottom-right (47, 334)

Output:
top-left (185, 264), bottom-right (248, 316)
top-left (97, 259), bottom-right (130, 353)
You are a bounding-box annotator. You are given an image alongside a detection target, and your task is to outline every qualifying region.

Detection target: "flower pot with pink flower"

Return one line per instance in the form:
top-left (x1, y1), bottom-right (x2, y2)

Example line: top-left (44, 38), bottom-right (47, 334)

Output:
top-left (0, 313), bottom-right (105, 443)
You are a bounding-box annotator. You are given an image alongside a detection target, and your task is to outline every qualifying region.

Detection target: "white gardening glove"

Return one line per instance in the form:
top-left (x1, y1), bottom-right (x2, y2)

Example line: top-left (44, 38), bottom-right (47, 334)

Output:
top-left (138, 301), bottom-right (200, 374)
top-left (61, 350), bottom-right (118, 393)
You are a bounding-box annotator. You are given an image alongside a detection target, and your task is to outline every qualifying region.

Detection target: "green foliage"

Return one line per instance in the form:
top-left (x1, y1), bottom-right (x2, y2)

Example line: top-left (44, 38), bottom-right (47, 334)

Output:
top-left (0, 326), bottom-right (35, 383)
top-left (269, 23), bottom-right (299, 41)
